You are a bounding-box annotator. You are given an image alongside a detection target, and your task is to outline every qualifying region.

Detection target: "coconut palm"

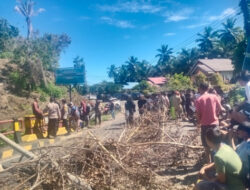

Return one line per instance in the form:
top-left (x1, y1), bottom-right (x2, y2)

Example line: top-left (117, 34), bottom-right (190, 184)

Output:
top-left (155, 45), bottom-right (173, 65)
top-left (218, 18), bottom-right (243, 46)
top-left (125, 56), bottom-right (140, 82)
top-left (155, 45), bottom-right (173, 75)
top-left (196, 26), bottom-right (218, 57)
top-left (15, 0), bottom-right (45, 39)
top-left (176, 48), bottom-right (199, 73)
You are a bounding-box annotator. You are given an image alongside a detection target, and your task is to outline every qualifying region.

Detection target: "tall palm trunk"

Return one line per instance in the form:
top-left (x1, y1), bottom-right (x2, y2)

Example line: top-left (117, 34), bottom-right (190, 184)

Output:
top-left (26, 17), bottom-right (32, 39)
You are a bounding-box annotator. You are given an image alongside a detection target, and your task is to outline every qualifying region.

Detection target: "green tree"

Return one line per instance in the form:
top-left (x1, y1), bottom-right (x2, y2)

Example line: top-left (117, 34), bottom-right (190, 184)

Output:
top-left (107, 64), bottom-right (118, 79)
top-left (232, 38), bottom-right (247, 74)
top-left (155, 45), bottom-right (173, 75)
top-left (218, 18), bottom-right (243, 46)
top-left (73, 56), bottom-right (88, 94)
top-left (192, 72), bottom-right (208, 88)
top-left (0, 18), bottom-right (19, 54)
top-left (133, 80), bottom-right (157, 95)
top-left (174, 48), bottom-right (199, 74)
top-left (89, 81), bottom-right (122, 95)
top-left (125, 56), bottom-right (140, 82)
top-left (166, 73), bottom-right (193, 91)
top-left (196, 26), bottom-right (218, 58)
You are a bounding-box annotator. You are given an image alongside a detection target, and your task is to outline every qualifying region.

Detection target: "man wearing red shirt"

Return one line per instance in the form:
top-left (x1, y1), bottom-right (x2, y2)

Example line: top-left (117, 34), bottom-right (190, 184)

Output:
top-left (195, 82), bottom-right (224, 163)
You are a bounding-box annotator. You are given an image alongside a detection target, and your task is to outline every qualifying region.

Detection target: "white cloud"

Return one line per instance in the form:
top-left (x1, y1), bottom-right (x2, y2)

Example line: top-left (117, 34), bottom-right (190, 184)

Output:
top-left (100, 17), bottom-right (135, 28)
top-left (165, 8), bottom-right (193, 22)
top-left (208, 8), bottom-right (236, 21)
top-left (98, 2), bottom-right (162, 14)
top-left (37, 8), bottom-right (46, 13)
top-left (164, 32), bottom-right (176, 36)
top-left (185, 22), bottom-right (208, 29)
top-left (167, 15), bottom-right (187, 22)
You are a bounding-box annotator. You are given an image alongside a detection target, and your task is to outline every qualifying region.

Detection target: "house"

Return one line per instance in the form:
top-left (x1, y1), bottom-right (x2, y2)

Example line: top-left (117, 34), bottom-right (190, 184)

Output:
top-left (147, 77), bottom-right (167, 87)
top-left (188, 58), bottom-right (234, 81)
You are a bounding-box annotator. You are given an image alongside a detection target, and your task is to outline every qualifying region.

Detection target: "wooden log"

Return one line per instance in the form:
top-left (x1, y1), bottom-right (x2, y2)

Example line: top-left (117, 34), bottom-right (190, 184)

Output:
top-left (0, 133), bottom-right (37, 159)
top-left (67, 173), bottom-right (92, 190)
top-left (120, 141), bottom-right (203, 149)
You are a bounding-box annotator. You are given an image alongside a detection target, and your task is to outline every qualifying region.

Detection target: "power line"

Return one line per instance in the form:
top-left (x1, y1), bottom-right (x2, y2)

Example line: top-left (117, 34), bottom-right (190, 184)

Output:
top-left (172, 7), bottom-right (241, 52)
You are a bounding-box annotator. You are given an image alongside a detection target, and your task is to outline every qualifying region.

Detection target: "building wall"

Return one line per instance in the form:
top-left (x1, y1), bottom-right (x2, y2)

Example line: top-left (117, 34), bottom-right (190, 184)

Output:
top-left (219, 71), bottom-right (233, 82)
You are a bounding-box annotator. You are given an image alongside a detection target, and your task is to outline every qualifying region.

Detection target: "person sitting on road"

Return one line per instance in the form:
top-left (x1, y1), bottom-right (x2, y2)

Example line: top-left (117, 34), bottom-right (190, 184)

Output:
top-left (195, 128), bottom-right (245, 190)
top-left (229, 124), bottom-right (250, 188)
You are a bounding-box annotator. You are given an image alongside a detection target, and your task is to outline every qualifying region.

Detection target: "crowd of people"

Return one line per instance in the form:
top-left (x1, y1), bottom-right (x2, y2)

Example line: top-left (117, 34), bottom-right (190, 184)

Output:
top-left (123, 72), bottom-right (250, 190)
top-left (31, 71), bottom-right (250, 189)
top-left (32, 97), bottom-right (116, 139)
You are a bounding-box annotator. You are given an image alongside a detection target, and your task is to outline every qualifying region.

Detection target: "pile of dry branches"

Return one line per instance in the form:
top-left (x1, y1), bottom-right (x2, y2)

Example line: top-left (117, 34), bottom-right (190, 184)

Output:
top-left (0, 109), bottom-right (204, 190)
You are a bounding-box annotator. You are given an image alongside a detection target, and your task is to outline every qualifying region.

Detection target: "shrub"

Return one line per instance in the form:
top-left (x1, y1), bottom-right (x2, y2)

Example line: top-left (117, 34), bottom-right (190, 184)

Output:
top-left (8, 71), bottom-right (28, 92)
top-left (133, 80), bottom-right (158, 94)
top-left (192, 72), bottom-right (208, 88)
top-left (166, 73), bottom-right (193, 91)
top-left (43, 83), bottom-right (67, 98)
top-left (227, 87), bottom-right (245, 106)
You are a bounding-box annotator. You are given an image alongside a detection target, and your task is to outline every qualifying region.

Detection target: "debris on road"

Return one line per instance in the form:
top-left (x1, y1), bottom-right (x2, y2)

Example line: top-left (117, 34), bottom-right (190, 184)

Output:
top-left (0, 109), bottom-right (204, 190)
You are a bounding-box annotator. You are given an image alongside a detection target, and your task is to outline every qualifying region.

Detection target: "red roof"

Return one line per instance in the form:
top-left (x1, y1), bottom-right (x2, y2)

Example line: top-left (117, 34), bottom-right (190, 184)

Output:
top-left (147, 77), bottom-right (166, 85)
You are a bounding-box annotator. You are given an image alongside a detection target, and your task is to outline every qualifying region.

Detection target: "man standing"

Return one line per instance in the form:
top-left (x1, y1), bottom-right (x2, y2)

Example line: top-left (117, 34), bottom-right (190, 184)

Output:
top-left (44, 97), bottom-right (61, 138)
top-left (32, 97), bottom-right (44, 138)
top-left (110, 99), bottom-right (115, 120)
top-left (195, 82), bottom-right (224, 163)
top-left (125, 96), bottom-right (136, 126)
top-left (95, 100), bottom-right (102, 125)
top-left (170, 91), bottom-right (183, 119)
top-left (61, 99), bottom-right (70, 135)
top-left (138, 95), bottom-right (147, 115)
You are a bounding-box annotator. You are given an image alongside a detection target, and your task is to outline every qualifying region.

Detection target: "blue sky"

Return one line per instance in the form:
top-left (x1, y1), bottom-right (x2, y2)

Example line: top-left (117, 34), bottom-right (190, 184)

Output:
top-left (0, 0), bottom-right (243, 84)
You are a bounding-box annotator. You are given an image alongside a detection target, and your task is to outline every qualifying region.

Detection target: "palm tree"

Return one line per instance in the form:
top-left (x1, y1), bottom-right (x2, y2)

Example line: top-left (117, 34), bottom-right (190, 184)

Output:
top-left (107, 64), bottom-right (117, 79)
top-left (156, 45), bottom-right (173, 65)
top-left (218, 18), bottom-right (243, 46)
top-left (15, 0), bottom-right (45, 39)
top-left (155, 45), bottom-right (173, 75)
top-left (177, 48), bottom-right (199, 73)
top-left (125, 56), bottom-right (140, 82)
top-left (196, 26), bottom-right (218, 57)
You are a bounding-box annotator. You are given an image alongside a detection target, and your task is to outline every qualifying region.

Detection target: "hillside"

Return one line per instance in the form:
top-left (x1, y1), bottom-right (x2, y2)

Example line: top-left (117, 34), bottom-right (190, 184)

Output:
top-left (0, 59), bottom-right (84, 120)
